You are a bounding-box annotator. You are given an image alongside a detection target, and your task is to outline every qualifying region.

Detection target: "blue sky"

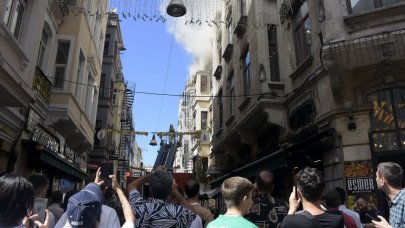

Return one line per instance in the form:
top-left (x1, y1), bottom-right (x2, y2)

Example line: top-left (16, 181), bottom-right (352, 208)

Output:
top-left (120, 19), bottom-right (192, 166)
top-left (112, 0), bottom-right (217, 167)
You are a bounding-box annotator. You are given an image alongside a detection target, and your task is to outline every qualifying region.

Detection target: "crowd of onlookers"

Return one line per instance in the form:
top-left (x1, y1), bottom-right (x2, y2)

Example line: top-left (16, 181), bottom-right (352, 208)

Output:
top-left (0, 162), bottom-right (403, 228)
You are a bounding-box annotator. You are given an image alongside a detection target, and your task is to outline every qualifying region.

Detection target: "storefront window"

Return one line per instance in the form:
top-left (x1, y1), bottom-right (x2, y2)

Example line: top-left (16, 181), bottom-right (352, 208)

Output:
top-left (368, 88), bottom-right (405, 152)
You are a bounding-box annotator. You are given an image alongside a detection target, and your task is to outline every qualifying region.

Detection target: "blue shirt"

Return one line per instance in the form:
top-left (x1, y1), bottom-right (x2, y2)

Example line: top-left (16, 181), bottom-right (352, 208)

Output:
top-left (389, 188), bottom-right (405, 228)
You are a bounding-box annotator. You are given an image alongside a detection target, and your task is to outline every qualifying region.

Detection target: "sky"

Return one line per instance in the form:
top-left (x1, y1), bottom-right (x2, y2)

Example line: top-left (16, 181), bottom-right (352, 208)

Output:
top-left (115, 1), bottom-right (216, 167)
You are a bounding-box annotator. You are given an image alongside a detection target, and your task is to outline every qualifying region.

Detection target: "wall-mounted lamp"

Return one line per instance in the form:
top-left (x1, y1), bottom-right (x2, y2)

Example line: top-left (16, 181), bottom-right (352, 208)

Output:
top-left (344, 102), bottom-right (356, 131)
top-left (149, 134), bottom-right (157, 146)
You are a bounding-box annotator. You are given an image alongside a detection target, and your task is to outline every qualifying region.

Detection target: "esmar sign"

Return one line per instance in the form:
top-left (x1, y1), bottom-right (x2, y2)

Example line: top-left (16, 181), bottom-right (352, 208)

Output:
top-left (344, 160), bottom-right (375, 194)
top-left (347, 177), bottom-right (375, 194)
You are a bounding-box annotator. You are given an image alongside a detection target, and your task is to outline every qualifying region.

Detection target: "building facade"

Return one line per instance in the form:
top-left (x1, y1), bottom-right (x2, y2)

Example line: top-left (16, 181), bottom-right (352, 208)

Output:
top-left (0, 0), bottom-right (110, 191)
top-left (209, 0), bottom-right (405, 216)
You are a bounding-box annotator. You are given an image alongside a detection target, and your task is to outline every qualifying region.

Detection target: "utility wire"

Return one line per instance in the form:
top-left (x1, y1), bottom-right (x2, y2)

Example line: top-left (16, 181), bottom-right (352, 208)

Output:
top-left (44, 74), bottom-right (283, 98)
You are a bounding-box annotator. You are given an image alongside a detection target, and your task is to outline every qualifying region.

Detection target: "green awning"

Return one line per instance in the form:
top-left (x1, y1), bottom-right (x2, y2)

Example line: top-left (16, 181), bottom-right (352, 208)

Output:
top-left (40, 150), bottom-right (88, 180)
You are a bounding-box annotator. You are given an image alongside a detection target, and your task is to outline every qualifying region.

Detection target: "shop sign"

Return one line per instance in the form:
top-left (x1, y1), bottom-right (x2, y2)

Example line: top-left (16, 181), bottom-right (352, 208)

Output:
top-left (31, 127), bottom-right (60, 154)
top-left (344, 160), bottom-right (375, 194)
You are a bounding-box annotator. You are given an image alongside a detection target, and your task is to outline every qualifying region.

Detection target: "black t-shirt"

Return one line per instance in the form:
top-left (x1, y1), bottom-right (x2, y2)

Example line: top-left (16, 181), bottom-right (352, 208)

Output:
top-left (245, 194), bottom-right (288, 228)
top-left (281, 212), bottom-right (344, 228)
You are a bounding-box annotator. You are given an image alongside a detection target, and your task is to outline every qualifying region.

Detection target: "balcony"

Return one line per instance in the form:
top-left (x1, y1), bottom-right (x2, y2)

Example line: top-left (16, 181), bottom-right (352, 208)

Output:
top-left (32, 66), bottom-right (51, 104)
top-left (233, 16), bottom-right (247, 38)
top-left (222, 43), bottom-right (233, 62)
top-left (213, 65), bottom-right (222, 80)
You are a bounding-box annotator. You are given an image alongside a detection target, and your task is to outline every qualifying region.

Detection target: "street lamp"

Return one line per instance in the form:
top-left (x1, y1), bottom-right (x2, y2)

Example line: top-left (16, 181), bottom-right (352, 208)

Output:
top-left (149, 134), bottom-right (157, 146)
top-left (167, 0), bottom-right (186, 17)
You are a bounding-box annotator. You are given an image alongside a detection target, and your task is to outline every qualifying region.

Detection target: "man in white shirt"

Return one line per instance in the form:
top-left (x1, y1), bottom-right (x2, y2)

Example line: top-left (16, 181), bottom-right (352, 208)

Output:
top-left (335, 187), bottom-right (363, 228)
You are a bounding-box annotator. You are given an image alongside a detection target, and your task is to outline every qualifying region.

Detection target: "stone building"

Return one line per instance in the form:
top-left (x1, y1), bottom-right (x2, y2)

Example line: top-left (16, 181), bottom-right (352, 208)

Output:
top-left (0, 0), bottom-right (110, 190)
top-left (209, 0), bottom-right (405, 216)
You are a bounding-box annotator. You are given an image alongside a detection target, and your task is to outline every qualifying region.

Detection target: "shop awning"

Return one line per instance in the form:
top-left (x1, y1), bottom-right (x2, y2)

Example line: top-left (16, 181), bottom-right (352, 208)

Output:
top-left (40, 150), bottom-right (88, 180)
top-left (210, 149), bottom-right (286, 189)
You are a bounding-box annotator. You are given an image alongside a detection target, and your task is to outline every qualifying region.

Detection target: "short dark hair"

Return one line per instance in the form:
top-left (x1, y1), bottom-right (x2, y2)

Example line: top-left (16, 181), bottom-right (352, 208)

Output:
top-left (295, 167), bottom-right (325, 202)
top-left (255, 170), bottom-right (274, 193)
top-left (0, 173), bottom-right (35, 227)
top-left (27, 175), bottom-right (49, 197)
top-left (185, 180), bottom-right (200, 198)
top-left (324, 188), bottom-right (341, 208)
top-left (221, 176), bottom-right (253, 208)
top-left (149, 171), bottom-right (173, 200)
top-left (335, 187), bottom-right (346, 204)
top-left (62, 189), bottom-right (79, 211)
top-left (50, 191), bottom-right (63, 204)
top-left (377, 162), bottom-right (403, 188)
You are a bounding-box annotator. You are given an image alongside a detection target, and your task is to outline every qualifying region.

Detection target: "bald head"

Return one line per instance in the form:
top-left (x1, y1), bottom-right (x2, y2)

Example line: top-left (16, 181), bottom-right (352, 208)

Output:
top-left (255, 170), bottom-right (274, 193)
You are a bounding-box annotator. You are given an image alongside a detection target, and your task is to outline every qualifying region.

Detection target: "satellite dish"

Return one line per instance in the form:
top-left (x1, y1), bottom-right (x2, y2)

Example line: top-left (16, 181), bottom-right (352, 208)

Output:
top-left (97, 129), bottom-right (107, 140)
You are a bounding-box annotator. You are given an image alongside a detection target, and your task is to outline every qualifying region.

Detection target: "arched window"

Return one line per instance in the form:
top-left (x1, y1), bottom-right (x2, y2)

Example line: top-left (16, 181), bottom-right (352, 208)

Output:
top-left (367, 88), bottom-right (405, 152)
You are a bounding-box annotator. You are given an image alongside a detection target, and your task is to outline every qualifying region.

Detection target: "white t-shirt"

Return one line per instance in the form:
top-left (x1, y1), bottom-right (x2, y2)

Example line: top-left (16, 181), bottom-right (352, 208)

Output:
top-left (55, 205), bottom-right (120, 228)
top-left (190, 215), bottom-right (203, 228)
top-left (121, 221), bottom-right (135, 228)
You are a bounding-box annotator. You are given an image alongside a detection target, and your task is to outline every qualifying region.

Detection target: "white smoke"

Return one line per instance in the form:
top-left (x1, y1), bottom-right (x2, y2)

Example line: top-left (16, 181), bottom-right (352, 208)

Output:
top-left (164, 0), bottom-right (222, 76)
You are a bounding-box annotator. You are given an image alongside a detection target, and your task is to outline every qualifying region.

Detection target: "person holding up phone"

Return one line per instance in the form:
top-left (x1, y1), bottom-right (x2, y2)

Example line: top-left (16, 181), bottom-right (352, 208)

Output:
top-left (109, 175), bottom-right (135, 228)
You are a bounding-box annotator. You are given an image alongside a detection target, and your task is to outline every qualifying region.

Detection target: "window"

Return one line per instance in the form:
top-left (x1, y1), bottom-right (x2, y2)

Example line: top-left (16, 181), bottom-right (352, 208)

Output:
top-left (243, 51), bottom-right (251, 96)
top-left (240, 0), bottom-right (246, 15)
top-left (218, 89), bottom-right (223, 127)
top-left (3, 0), bottom-right (27, 39)
top-left (85, 73), bottom-right (95, 117)
top-left (347, 0), bottom-right (405, 14)
top-left (201, 75), bottom-right (208, 93)
top-left (201, 111), bottom-right (208, 130)
top-left (112, 92), bottom-right (117, 105)
top-left (104, 34), bottom-right (110, 55)
top-left (53, 40), bottom-right (70, 88)
top-left (368, 88), bottom-right (405, 152)
top-left (75, 51), bottom-right (85, 100)
top-left (228, 72), bottom-right (235, 115)
top-left (268, 25), bottom-right (280, 82)
top-left (99, 74), bottom-right (105, 98)
top-left (37, 28), bottom-right (49, 69)
top-left (293, 1), bottom-right (311, 65)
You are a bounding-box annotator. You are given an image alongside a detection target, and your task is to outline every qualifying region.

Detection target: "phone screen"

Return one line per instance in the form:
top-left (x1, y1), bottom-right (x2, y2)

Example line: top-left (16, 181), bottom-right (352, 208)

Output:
top-left (99, 162), bottom-right (113, 186)
top-left (365, 213), bottom-right (381, 222)
top-left (33, 198), bottom-right (48, 222)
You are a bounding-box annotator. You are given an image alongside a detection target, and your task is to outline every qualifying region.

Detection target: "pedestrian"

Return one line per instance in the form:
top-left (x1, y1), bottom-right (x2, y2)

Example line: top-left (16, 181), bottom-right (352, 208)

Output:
top-left (281, 167), bottom-right (344, 228)
top-left (109, 175), bottom-right (135, 228)
top-left (28, 175), bottom-right (56, 228)
top-left (0, 173), bottom-right (49, 228)
top-left (62, 189), bottom-right (78, 212)
top-left (324, 188), bottom-right (357, 228)
top-left (356, 196), bottom-right (382, 226)
top-left (246, 169), bottom-right (288, 228)
top-left (47, 191), bottom-right (64, 223)
top-left (335, 187), bottom-right (363, 227)
top-left (372, 162), bottom-right (405, 228)
top-left (185, 179), bottom-right (214, 227)
top-left (127, 165), bottom-right (196, 228)
top-left (55, 167), bottom-right (120, 228)
top-left (206, 176), bottom-right (257, 228)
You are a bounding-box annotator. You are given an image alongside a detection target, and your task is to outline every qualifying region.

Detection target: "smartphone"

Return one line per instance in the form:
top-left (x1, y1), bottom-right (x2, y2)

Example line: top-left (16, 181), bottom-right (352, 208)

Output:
top-left (365, 212), bottom-right (381, 222)
top-left (99, 162), bottom-right (113, 186)
top-left (33, 198), bottom-right (48, 222)
top-left (293, 167), bottom-right (299, 199)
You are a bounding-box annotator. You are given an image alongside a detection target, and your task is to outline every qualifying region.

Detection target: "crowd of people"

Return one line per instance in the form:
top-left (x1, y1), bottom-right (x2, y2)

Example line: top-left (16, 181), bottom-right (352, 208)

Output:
top-left (0, 162), bottom-right (403, 228)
